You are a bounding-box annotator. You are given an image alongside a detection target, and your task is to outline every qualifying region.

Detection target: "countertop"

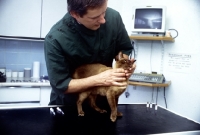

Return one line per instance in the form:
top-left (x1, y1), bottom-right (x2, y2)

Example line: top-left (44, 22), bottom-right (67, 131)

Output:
top-left (0, 77), bottom-right (50, 87)
top-left (0, 104), bottom-right (200, 135)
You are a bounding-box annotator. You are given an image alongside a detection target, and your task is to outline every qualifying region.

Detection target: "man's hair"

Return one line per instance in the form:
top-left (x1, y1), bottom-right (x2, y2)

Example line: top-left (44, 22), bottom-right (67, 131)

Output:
top-left (67, 0), bottom-right (106, 17)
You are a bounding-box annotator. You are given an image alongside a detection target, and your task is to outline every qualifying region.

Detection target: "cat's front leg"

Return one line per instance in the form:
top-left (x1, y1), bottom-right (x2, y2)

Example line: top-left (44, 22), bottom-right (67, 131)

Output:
top-left (115, 97), bottom-right (123, 117)
top-left (106, 92), bottom-right (117, 122)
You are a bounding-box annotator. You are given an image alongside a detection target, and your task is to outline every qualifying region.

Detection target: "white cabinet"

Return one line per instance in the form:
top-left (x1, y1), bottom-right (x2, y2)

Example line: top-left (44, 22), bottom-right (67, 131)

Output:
top-left (0, 0), bottom-right (42, 38)
top-left (41, 0), bottom-right (68, 38)
top-left (0, 87), bottom-right (40, 106)
top-left (0, 0), bottom-right (67, 38)
top-left (40, 86), bottom-right (51, 106)
top-left (0, 86), bottom-right (51, 107)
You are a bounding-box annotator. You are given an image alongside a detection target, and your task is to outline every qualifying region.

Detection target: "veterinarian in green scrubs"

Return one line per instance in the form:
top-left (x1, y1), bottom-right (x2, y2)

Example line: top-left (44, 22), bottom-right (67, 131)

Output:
top-left (44, 0), bottom-right (136, 106)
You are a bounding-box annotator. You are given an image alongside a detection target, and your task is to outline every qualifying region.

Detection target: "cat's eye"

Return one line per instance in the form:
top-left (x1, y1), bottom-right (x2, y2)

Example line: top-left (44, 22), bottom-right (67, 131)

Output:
top-left (121, 60), bottom-right (127, 64)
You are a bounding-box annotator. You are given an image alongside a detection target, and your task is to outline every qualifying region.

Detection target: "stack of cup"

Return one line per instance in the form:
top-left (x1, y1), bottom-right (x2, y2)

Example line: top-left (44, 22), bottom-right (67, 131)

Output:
top-left (18, 72), bottom-right (24, 78)
top-left (12, 71), bottom-right (18, 78)
top-left (24, 68), bottom-right (31, 78)
top-left (6, 69), bottom-right (12, 78)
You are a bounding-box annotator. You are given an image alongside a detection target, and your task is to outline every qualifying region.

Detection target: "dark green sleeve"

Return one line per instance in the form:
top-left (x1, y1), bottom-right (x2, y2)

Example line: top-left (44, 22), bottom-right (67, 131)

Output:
top-left (44, 36), bottom-right (72, 94)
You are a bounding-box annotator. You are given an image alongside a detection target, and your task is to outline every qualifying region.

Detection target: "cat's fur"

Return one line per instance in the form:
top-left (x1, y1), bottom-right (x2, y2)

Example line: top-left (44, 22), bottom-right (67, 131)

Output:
top-left (72, 52), bottom-right (134, 122)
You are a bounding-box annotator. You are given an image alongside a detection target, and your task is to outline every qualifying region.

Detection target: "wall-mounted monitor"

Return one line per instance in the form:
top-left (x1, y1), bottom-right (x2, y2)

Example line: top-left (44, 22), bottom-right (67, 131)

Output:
top-left (131, 6), bottom-right (166, 34)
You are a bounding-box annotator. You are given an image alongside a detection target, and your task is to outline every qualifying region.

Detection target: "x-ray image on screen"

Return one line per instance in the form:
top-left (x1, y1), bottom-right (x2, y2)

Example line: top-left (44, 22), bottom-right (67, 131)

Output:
top-left (134, 9), bottom-right (162, 30)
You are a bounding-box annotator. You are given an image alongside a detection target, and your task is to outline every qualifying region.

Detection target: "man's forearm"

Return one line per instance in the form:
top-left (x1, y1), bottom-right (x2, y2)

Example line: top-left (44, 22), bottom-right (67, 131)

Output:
top-left (65, 75), bottom-right (100, 94)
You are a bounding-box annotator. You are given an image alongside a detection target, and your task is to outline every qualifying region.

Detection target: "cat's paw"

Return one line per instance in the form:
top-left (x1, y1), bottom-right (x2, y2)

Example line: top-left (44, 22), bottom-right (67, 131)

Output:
top-left (117, 111), bottom-right (123, 116)
top-left (100, 109), bottom-right (107, 113)
top-left (78, 111), bottom-right (85, 116)
top-left (110, 115), bottom-right (117, 122)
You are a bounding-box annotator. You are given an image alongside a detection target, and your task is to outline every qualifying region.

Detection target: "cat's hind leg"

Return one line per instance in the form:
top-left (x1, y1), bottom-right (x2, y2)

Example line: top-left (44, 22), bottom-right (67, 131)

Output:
top-left (89, 95), bottom-right (107, 113)
top-left (77, 92), bottom-right (90, 116)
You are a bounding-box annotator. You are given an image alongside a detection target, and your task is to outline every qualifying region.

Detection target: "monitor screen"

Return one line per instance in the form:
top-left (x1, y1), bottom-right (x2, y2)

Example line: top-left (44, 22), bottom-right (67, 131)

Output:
top-left (131, 6), bottom-right (166, 34)
top-left (135, 9), bottom-right (162, 30)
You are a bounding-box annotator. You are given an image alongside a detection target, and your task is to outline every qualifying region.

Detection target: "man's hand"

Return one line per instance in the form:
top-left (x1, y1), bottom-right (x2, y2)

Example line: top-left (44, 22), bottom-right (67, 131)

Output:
top-left (95, 68), bottom-right (128, 87)
top-left (96, 58), bottom-right (136, 86)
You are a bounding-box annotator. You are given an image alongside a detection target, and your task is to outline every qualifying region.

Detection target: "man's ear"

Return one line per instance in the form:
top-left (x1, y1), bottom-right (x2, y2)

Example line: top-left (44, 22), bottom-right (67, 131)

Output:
top-left (70, 11), bottom-right (80, 19)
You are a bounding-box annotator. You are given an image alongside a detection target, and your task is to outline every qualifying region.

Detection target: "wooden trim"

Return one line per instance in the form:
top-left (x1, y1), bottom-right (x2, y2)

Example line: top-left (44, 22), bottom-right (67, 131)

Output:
top-left (129, 36), bottom-right (174, 42)
top-left (128, 81), bottom-right (171, 87)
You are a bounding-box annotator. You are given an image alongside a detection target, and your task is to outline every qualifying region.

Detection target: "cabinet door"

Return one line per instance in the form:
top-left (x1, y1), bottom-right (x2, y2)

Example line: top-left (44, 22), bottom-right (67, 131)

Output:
top-left (0, 0), bottom-right (41, 38)
top-left (40, 86), bottom-right (51, 106)
top-left (41, 0), bottom-right (68, 38)
top-left (0, 87), bottom-right (40, 103)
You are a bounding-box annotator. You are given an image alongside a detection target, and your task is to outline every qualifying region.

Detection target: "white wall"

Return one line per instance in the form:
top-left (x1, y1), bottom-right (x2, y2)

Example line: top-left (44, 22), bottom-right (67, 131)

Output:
top-left (108, 0), bottom-right (200, 123)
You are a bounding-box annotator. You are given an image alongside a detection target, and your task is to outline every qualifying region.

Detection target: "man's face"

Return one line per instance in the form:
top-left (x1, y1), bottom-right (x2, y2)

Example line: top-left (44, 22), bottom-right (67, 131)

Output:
top-left (71, 1), bottom-right (107, 30)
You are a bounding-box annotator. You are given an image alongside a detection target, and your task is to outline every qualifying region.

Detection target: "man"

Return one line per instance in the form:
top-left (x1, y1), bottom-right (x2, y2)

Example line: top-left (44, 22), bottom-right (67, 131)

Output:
top-left (44, 0), bottom-right (136, 106)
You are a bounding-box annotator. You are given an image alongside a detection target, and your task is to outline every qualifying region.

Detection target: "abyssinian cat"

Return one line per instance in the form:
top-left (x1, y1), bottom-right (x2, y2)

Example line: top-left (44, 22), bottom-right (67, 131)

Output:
top-left (73, 51), bottom-right (135, 122)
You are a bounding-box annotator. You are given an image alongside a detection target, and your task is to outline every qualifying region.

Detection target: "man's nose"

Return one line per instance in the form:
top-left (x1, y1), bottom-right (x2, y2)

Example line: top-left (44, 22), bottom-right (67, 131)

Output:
top-left (98, 15), bottom-right (106, 24)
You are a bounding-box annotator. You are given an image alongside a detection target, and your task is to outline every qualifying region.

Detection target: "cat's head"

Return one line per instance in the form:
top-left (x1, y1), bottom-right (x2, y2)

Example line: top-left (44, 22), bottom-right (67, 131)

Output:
top-left (115, 51), bottom-right (134, 70)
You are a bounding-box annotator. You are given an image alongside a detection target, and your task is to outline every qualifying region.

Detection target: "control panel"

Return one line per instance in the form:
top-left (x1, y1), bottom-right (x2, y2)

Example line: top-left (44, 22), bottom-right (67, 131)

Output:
top-left (129, 73), bottom-right (165, 83)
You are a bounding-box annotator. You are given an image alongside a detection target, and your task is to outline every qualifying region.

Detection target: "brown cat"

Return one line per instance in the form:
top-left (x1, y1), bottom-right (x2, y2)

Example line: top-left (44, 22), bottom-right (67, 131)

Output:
top-left (73, 51), bottom-right (134, 122)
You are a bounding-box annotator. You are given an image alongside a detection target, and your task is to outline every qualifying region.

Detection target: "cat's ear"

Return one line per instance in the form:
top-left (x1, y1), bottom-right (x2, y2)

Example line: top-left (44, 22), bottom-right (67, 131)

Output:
top-left (119, 51), bottom-right (123, 60)
top-left (115, 51), bottom-right (123, 61)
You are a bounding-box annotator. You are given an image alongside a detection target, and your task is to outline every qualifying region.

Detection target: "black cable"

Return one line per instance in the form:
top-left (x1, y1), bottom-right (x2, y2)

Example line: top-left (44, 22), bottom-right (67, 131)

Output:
top-left (129, 40), bottom-right (135, 59)
top-left (151, 87), bottom-right (154, 103)
top-left (164, 87), bottom-right (168, 108)
top-left (168, 29), bottom-right (178, 39)
top-left (150, 40), bottom-right (153, 73)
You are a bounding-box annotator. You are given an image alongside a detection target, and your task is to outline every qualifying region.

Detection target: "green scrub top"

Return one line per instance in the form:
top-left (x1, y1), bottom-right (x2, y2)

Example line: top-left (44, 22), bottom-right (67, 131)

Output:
top-left (44, 7), bottom-right (133, 105)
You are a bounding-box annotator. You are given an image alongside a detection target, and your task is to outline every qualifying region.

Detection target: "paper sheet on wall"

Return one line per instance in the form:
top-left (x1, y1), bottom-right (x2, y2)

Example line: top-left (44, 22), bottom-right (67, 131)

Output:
top-left (166, 53), bottom-right (194, 73)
